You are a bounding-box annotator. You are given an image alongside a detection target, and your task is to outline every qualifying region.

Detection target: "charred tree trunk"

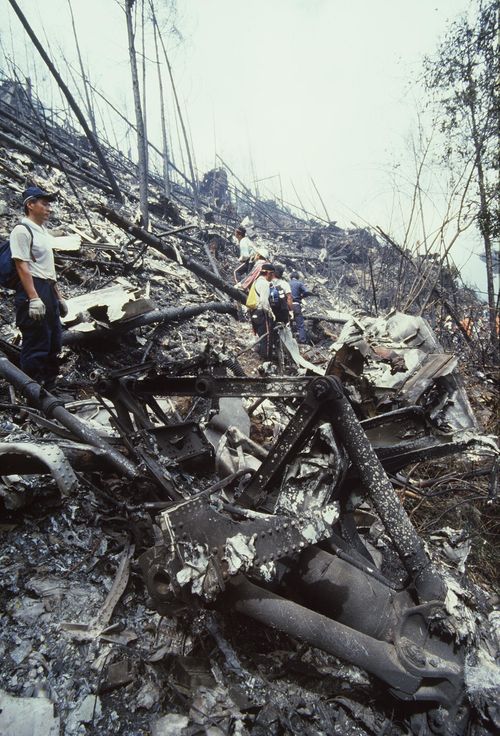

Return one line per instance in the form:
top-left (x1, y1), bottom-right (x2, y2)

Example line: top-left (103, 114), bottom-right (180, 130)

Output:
top-left (140, 0), bottom-right (149, 181)
top-left (470, 111), bottom-right (498, 358)
top-left (152, 7), bottom-right (199, 210)
top-left (67, 0), bottom-right (97, 136)
top-left (152, 10), bottom-right (171, 199)
top-left (125, 0), bottom-right (149, 227)
top-left (70, 73), bottom-right (191, 188)
top-left (6, 0), bottom-right (122, 202)
top-left (62, 302), bottom-right (237, 346)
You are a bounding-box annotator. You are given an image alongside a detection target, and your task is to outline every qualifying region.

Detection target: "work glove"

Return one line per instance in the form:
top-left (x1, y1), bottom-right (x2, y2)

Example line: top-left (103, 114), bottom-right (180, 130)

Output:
top-left (288, 311), bottom-right (294, 322)
top-left (29, 297), bottom-right (46, 321)
top-left (58, 299), bottom-right (69, 318)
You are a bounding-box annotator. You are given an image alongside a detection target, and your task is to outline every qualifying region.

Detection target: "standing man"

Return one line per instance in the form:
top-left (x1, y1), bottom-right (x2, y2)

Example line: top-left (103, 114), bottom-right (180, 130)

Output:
top-left (270, 264), bottom-right (293, 325)
top-left (290, 270), bottom-right (312, 344)
top-left (233, 225), bottom-right (255, 283)
top-left (10, 186), bottom-right (68, 389)
top-left (250, 262), bottom-right (275, 360)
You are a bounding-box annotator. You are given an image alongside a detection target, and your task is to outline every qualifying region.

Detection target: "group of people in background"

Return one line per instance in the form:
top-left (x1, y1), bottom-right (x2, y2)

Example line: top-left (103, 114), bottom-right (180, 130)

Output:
top-left (232, 225), bottom-right (312, 360)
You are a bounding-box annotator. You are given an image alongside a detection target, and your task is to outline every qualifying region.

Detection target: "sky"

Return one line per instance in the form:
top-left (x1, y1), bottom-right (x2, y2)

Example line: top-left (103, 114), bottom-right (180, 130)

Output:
top-left (0, 0), bottom-right (495, 296)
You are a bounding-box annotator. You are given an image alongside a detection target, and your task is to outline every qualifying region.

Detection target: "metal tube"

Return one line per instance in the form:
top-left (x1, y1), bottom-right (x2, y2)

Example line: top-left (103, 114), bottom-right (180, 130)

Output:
top-left (62, 301), bottom-right (237, 346)
top-left (0, 353), bottom-right (138, 479)
top-left (227, 576), bottom-right (420, 697)
top-left (290, 547), bottom-right (411, 641)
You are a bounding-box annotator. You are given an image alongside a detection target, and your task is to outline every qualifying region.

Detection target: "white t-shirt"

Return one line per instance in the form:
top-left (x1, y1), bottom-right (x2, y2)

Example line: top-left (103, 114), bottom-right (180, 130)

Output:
top-left (239, 236), bottom-right (255, 261)
top-left (254, 275), bottom-right (271, 311)
top-left (10, 218), bottom-right (57, 281)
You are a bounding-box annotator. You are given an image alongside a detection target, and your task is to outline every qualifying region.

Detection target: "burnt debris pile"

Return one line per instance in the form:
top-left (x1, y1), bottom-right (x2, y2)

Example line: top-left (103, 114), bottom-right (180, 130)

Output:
top-left (0, 77), bottom-right (499, 736)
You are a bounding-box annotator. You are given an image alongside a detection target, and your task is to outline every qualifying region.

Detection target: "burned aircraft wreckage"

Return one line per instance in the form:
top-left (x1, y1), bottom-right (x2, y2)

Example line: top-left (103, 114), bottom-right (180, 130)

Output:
top-left (0, 79), bottom-right (498, 735)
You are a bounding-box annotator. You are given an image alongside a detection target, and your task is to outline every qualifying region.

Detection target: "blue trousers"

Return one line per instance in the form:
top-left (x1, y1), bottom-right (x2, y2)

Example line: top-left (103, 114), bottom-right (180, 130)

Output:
top-left (15, 277), bottom-right (62, 387)
top-left (293, 303), bottom-right (308, 342)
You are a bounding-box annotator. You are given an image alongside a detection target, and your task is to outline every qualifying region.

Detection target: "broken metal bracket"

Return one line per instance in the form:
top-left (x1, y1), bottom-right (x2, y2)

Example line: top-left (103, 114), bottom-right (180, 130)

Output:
top-left (139, 494), bottom-right (339, 604)
top-left (123, 373), bottom-right (312, 399)
top-left (0, 442), bottom-right (79, 497)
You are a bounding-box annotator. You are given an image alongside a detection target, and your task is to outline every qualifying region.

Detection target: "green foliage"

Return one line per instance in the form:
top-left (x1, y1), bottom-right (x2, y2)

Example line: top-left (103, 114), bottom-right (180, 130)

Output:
top-left (423, 0), bottom-right (499, 235)
top-left (423, 0), bottom-right (499, 354)
top-left (423, 2), bottom-right (497, 131)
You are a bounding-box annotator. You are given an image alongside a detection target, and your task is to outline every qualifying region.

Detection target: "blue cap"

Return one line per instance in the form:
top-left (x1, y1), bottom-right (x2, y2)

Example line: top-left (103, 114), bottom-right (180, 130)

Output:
top-left (22, 186), bottom-right (57, 206)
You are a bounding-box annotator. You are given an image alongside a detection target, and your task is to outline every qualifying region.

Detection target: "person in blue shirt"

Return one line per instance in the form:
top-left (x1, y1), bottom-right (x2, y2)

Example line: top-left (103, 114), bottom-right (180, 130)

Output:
top-left (290, 271), bottom-right (312, 343)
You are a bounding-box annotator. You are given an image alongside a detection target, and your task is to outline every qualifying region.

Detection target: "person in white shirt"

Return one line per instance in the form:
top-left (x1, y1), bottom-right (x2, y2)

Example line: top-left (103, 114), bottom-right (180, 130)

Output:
top-left (250, 262), bottom-right (275, 359)
top-left (10, 186), bottom-right (68, 389)
top-left (233, 225), bottom-right (256, 283)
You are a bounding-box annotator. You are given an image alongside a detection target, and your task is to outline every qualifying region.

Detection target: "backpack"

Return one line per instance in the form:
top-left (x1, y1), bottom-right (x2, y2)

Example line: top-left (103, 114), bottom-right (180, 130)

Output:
top-left (245, 281), bottom-right (258, 310)
top-left (0, 224), bottom-right (35, 289)
top-left (269, 283), bottom-right (288, 320)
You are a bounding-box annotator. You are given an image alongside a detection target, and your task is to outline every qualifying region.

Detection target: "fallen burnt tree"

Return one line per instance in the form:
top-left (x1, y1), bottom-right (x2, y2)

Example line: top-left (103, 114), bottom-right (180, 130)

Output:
top-left (61, 301), bottom-right (238, 346)
top-left (98, 206), bottom-right (247, 305)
